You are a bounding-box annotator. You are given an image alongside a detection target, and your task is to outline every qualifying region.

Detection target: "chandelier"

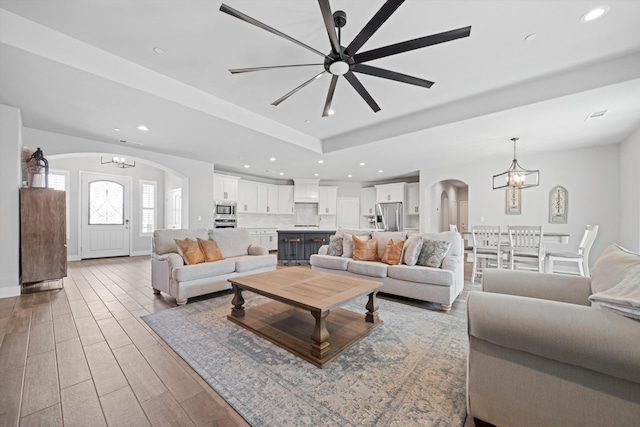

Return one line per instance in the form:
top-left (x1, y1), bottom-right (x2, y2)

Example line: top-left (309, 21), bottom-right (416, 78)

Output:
top-left (492, 137), bottom-right (539, 189)
top-left (101, 156), bottom-right (135, 168)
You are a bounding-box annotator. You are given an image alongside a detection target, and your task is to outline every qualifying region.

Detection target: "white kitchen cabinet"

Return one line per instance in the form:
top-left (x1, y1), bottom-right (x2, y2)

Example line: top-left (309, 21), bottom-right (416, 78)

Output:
top-left (248, 229), bottom-right (262, 247)
top-left (213, 173), bottom-right (239, 201)
top-left (278, 185), bottom-right (295, 215)
top-left (260, 229), bottom-right (278, 251)
top-left (294, 178), bottom-right (319, 202)
top-left (318, 186), bottom-right (338, 215)
top-left (257, 183), bottom-right (279, 214)
top-left (375, 182), bottom-right (406, 204)
top-left (360, 187), bottom-right (376, 216)
top-left (407, 182), bottom-right (420, 215)
top-left (238, 180), bottom-right (258, 213)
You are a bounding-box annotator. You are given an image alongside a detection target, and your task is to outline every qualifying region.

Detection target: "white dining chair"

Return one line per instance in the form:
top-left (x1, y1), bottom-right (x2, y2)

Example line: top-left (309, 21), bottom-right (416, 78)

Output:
top-left (449, 224), bottom-right (458, 232)
top-left (507, 225), bottom-right (544, 272)
top-left (471, 225), bottom-right (504, 283)
top-left (545, 225), bottom-right (599, 277)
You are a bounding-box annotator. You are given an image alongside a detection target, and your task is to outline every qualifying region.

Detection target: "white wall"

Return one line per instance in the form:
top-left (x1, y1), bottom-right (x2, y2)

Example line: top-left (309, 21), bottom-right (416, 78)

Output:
top-left (48, 156), bottom-right (165, 258)
top-left (420, 144), bottom-right (622, 267)
top-left (22, 128), bottom-right (214, 230)
top-left (620, 128), bottom-right (640, 252)
top-left (0, 105), bottom-right (22, 298)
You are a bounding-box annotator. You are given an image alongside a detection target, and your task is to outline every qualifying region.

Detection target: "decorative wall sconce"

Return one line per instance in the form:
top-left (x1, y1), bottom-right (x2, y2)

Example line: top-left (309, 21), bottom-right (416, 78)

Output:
top-left (493, 137), bottom-right (539, 189)
top-left (101, 156), bottom-right (135, 168)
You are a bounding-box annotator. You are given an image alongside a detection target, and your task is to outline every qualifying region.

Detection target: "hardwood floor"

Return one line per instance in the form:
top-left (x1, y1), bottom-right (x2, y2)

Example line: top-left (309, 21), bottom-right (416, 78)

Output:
top-left (0, 256), bottom-right (479, 426)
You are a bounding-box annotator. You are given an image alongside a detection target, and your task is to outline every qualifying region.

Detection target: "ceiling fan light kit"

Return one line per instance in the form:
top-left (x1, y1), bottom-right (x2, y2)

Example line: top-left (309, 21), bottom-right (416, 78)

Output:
top-left (492, 137), bottom-right (540, 190)
top-left (220, 0), bottom-right (471, 117)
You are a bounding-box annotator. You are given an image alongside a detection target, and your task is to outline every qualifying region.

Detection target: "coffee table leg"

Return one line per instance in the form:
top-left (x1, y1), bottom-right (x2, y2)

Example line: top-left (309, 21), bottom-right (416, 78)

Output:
top-left (231, 285), bottom-right (245, 317)
top-left (365, 291), bottom-right (380, 324)
top-left (310, 310), bottom-right (330, 359)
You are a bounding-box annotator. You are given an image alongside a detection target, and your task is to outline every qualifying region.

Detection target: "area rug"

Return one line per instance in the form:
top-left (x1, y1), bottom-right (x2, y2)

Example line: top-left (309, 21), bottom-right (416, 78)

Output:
top-left (142, 293), bottom-right (468, 427)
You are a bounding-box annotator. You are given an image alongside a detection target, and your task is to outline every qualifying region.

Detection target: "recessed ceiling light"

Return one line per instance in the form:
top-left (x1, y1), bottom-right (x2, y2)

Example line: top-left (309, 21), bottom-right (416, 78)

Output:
top-left (153, 47), bottom-right (164, 54)
top-left (136, 125), bottom-right (149, 131)
top-left (378, 170), bottom-right (384, 173)
top-left (524, 33), bottom-right (537, 42)
top-left (243, 164), bottom-right (250, 168)
top-left (113, 128), bottom-right (120, 132)
top-left (359, 162), bottom-right (365, 166)
top-left (328, 109), bottom-right (335, 116)
top-left (580, 6), bottom-right (609, 23)
top-left (314, 173), bottom-right (319, 177)
top-left (269, 157), bottom-right (276, 162)
top-left (347, 174), bottom-right (353, 178)
top-left (279, 172), bottom-right (284, 176)
top-left (318, 160), bottom-right (324, 164)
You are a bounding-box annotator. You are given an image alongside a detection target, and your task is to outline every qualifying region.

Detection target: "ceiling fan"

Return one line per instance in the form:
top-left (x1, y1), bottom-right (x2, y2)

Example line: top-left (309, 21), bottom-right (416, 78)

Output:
top-left (220, 0), bottom-right (471, 117)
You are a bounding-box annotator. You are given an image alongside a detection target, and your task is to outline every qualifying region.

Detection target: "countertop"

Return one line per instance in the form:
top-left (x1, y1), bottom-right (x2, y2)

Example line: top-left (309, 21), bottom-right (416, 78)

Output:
top-left (276, 228), bottom-right (337, 232)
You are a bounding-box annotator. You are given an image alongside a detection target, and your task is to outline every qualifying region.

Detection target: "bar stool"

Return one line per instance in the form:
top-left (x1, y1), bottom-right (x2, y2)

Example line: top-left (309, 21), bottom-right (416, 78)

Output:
top-left (310, 237), bottom-right (326, 256)
top-left (284, 237), bottom-right (301, 266)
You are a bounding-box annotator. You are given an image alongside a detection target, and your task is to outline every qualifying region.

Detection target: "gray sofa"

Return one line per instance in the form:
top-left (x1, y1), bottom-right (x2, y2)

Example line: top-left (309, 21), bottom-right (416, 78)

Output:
top-left (467, 244), bottom-right (640, 427)
top-left (151, 227), bottom-right (277, 305)
top-left (310, 229), bottom-right (464, 311)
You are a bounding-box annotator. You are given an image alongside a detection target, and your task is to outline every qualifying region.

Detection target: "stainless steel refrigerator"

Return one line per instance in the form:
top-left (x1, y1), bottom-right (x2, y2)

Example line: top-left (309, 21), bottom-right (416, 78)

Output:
top-left (375, 202), bottom-right (403, 231)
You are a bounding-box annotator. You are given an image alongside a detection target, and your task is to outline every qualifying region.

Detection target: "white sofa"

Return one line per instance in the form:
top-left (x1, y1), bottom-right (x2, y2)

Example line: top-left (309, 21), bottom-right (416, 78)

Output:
top-left (151, 228), bottom-right (277, 305)
top-left (310, 229), bottom-right (464, 311)
top-left (467, 244), bottom-right (640, 427)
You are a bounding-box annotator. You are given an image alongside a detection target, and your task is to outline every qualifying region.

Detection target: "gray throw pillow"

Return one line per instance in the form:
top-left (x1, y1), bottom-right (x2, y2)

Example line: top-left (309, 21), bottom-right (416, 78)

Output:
top-left (327, 235), bottom-right (344, 256)
top-left (416, 239), bottom-right (451, 268)
top-left (403, 234), bottom-right (423, 266)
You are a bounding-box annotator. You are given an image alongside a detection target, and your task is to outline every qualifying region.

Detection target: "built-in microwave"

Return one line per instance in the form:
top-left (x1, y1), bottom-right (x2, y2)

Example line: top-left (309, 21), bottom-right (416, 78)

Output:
top-left (214, 200), bottom-right (237, 218)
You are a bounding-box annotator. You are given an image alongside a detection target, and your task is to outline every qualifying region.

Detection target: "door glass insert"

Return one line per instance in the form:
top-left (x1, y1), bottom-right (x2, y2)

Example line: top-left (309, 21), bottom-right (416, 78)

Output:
top-left (89, 180), bottom-right (124, 225)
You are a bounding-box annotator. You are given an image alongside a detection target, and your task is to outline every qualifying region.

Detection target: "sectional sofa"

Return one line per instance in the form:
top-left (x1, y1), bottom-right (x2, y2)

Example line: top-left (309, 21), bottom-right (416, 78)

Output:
top-left (151, 227), bottom-right (277, 305)
top-left (310, 229), bottom-right (464, 311)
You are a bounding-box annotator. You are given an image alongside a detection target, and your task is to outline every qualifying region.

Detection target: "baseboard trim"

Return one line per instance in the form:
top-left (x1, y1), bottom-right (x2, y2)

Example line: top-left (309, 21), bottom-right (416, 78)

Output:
top-left (131, 250), bottom-right (151, 257)
top-left (67, 255), bottom-right (81, 262)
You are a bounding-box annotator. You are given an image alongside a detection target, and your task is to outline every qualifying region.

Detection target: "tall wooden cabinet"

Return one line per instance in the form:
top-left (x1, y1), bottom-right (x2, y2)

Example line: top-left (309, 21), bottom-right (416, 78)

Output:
top-left (20, 188), bottom-right (67, 283)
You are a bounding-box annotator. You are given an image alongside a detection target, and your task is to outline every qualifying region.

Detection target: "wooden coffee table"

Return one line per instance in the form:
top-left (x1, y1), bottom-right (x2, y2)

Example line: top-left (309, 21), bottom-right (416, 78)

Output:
top-left (227, 267), bottom-right (383, 368)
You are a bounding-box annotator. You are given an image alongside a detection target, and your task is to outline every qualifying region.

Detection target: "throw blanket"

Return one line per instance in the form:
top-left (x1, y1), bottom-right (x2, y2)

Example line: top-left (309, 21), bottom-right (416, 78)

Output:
top-left (590, 265), bottom-right (640, 320)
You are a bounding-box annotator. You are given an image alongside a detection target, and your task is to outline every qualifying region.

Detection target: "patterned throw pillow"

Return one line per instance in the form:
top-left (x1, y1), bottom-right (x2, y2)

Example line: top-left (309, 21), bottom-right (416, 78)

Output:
top-left (197, 238), bottom-right (224, 262)
top-left (416, 239), bottom-right (451, 268)
top-left (381, 239), bottom-right (405, 265)
top-left (174, 238), bottom-right (205, 265)
top-left (327, 235), bottom-right (344, 256)
top-left (353, 236), bottom-right (380, 261)
top-left (403, 234), bottom-right (424, 266)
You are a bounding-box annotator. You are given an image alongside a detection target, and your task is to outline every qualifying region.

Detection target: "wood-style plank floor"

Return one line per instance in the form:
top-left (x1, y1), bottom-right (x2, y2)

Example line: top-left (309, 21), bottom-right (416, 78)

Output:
top-left (0, 256), bottom-right (479, 426)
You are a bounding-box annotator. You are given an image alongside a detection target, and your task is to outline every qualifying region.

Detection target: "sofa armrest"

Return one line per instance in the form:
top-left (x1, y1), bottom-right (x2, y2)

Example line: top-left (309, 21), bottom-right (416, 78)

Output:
top-left (441, 254), bottom-right (462, 272)
top-left (248, 245), bottom-right (268, 256)
top-left (482, 269), bottom-right (592, 306)
top-left (318, 245), bottom-right (328, 255)
top-left (151, 252), bottom-right (184, 294)
top-left (467, 291), bottom-right (640, 384)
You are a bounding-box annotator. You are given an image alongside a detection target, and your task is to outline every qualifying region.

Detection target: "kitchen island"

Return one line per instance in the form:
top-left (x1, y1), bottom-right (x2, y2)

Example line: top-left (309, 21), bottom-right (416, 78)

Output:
top-left (277, 229), bottom-right (336, 264)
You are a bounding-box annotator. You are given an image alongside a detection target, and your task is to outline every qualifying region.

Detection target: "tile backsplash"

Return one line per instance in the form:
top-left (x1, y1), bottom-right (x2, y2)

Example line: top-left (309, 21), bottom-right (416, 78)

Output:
top-left (237, 203), bottom-right (336, 229)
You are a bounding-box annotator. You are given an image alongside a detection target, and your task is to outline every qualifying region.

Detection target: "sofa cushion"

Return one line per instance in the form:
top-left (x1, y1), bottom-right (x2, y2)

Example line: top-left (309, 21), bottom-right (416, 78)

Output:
top-left (234, 254), bottom-right (277, 273)
top-left (591, 244), bottom-right (640, 293)
top-left (209, 228), bottom-right (251, 258)
top-left (417, 239), bottom-right (452, 268)
top-left (153, 228), bottom-right (209, 255)
top-left (310, 254), bottom-right (349, 271)
top-left (197, 238), bottom-right (224, 262)
top-left (353, 236), bottom-right (380, 261)
top-left (175, 238), bottom-right (205, 265)
top-left (387, 264), bottom-right (454, 287)
top-left (343, 233), bottom-right (371, 258)
top-left (327, 235), bottom-right (344, 256)
top-left (347, 260), bottom-right (388, 278)
top-left (173, 259), bottom-right (236, 282)
top-left (403, 234), bottom-right (423, 266)
top-left (372, 231), bottom-right (406, 259)
top-left (381, 239), bottom-right (405, 265)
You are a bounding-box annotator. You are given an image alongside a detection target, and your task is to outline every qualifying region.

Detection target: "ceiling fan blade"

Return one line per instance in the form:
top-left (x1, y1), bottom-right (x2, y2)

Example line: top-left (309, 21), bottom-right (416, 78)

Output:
top-left (272, 71), bottom-right (326, 106)
top-left (318, 0), bottom-right (341, 55)
top-left (353, 26), bottom-right (471, 63)
top-left (353, 64), bottom-right (434, 88)
top-left (230, 64), bottom-right (323, 74)
top-left (322, 75), bottom-right (339, 117)
top-left (343, 72), bottom-right (381, 113)
top-left (220, 3), bottom-right (328, 59)
top-left (345, 0), bottom-right (405, 56)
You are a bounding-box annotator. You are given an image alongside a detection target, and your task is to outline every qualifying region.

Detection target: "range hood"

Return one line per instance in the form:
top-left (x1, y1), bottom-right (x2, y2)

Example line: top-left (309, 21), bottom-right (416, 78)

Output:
top-left (293, 179), bottom-right (319, 203)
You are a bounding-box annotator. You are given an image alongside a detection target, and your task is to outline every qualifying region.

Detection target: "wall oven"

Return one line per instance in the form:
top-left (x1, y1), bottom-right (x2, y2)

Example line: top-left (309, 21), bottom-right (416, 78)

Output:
top-left (214, 200), bottom-right (237, 228)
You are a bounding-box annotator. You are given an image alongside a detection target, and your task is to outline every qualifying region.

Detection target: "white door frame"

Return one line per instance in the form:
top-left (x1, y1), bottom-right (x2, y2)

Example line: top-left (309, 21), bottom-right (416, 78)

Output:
top-left (78, 171), bottom-right (132, 259)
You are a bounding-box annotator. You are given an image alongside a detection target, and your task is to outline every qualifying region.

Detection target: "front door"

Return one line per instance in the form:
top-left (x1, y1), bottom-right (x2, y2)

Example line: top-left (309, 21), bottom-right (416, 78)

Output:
top-left (80, 172), bottom-right (131, 259)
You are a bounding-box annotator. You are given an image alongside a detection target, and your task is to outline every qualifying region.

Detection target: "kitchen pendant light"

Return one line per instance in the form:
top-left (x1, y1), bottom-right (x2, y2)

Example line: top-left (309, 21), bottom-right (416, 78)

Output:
top-left (492, 137), bottom-right (539, 189)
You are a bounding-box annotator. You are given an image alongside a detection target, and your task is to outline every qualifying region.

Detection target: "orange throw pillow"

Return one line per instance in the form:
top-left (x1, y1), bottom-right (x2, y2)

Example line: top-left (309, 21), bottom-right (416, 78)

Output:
top-left (353, 236), bottom-right (380, 261)
top-left (381, 239), bottom-right (405, 265)
top-left (197, 238), bottom-right (224, 262)
top-left (174, 238), bottom-right (205, 265)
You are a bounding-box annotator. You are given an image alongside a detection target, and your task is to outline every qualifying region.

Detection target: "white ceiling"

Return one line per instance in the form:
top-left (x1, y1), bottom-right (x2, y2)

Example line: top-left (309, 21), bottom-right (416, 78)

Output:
top-left (1, 0), bottom-right (640, 182)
